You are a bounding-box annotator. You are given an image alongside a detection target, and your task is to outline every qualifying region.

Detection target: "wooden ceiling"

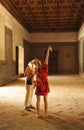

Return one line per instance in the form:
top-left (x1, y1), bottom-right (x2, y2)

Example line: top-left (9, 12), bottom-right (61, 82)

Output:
top-left (0, 0), bottom-right (84, 33)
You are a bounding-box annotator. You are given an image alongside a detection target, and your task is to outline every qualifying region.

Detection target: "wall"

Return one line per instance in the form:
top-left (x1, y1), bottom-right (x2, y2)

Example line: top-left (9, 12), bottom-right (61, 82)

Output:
top-left (0, 4), bottom-right (30, 85)
top-left (78, 22), bottom-right (84, 78)
top-left (30, 32), bottom-right (78, 43)
top-left (29, 32), bottom-right (78, 74)
top-left (28, 43), bottom-right (78, 75)
top-left (78, 22), bottom-right (84, 40)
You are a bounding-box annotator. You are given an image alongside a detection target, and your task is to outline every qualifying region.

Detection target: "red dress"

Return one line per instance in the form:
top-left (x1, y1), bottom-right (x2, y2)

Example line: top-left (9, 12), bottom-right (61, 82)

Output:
top-left (35, 64), bottom-right (50, 96)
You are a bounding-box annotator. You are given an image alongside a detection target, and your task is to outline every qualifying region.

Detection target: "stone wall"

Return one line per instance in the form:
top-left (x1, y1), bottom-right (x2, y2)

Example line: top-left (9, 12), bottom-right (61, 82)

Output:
top-left (30, 32), bottom-right (78, 43)
top-left (0, 4), bottom-right (30, 85)
top-left (78, 22), bottom-right (84, 78)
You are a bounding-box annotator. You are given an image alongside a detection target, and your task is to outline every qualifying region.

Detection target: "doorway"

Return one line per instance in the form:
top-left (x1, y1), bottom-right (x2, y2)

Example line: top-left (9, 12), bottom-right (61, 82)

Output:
top-left (16, 46), bottom-right (24, 76)
top-left (49, 50), bottom-right (59, 74)
top-left (44, 50), bottom-right (59, 74)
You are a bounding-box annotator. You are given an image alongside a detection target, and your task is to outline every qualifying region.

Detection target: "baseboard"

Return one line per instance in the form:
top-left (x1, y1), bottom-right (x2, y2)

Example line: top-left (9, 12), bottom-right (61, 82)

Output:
top-left (0, 75), bottom-right (18, 86)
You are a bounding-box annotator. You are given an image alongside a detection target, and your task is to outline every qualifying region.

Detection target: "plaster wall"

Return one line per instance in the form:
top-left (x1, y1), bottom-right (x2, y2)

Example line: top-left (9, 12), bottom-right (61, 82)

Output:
top-left (78, 22), bottom-right (84, 78)
top-left (0, 4), bottom-right (30, 85)
top-left (30, 32), bottom-right (78, 43)
top-left (0, 4), bottom-right (30, 62)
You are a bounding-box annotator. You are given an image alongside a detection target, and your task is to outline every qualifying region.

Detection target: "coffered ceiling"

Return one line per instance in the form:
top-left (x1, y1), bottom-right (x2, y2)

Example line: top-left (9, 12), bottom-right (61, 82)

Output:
top-left (0, 0), bottom-right (84, 33)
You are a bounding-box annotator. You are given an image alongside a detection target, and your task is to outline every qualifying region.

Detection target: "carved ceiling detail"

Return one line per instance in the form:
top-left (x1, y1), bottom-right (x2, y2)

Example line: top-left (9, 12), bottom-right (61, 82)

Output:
top-left (0, 0), bottom-right (84, 32)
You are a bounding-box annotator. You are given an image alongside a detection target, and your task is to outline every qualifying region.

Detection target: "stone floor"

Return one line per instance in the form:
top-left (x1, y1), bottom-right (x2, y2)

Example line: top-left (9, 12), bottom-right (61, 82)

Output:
top-left (0, 75), bottom-right (84, 130)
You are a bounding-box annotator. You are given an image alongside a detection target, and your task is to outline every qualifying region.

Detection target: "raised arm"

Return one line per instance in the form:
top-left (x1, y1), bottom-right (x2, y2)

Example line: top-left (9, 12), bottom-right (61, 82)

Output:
top-left (44, 45), bottom-right (52, 65)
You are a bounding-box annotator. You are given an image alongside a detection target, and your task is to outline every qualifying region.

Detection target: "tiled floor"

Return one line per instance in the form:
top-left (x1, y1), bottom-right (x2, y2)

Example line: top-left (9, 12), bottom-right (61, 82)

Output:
top-left (0, 75), bottom-right (84, 130)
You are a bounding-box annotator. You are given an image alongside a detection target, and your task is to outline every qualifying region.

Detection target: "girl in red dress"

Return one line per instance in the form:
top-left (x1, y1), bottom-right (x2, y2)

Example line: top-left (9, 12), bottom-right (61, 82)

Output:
top-left (34, 45), bottom-right (52, 117)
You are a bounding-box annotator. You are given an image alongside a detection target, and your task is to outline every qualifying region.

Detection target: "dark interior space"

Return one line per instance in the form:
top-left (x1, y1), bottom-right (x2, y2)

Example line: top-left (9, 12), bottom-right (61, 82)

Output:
top-left (23, 42), bottom-right (79, 75)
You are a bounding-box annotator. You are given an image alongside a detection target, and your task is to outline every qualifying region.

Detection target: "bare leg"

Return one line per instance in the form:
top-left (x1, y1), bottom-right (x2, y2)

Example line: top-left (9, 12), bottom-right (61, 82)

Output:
top-left (28, 85), bottom-right (33, 105)
top-left (29, 85), bottom-right (35, 109)
top-left (44, 95), bottom-right (48, 117)
top-left (25, 85), bottom-right (31, 107)
top-left (36, 95), bottom-right (40, 117)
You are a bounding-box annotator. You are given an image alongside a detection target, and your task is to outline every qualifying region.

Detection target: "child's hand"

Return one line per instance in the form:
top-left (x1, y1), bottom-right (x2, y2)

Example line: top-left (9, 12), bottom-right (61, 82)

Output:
top-left (50, 46), bottom-right (52, 52)
top-left (49, 45), bottom-right (52, 52)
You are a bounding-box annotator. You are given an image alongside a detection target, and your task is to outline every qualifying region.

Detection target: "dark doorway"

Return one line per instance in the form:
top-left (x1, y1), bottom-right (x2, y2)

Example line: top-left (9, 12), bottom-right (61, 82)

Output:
top-left (44, 50), bottom-right (59, 74)
top-left (49, 50), bottom-right (58, 74)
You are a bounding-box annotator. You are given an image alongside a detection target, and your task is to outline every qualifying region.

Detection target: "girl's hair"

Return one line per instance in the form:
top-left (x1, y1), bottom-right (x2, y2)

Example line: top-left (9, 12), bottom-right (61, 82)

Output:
top-left (31, 58), bottom-right (41, 67)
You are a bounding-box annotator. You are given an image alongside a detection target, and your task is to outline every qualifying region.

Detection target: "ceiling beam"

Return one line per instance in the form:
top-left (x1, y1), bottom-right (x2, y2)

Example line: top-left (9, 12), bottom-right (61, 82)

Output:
top-left (24, 0), bottom-right (40, 29)
top-left (67, 0), bottom-right (75, 25)
top-left (11, 0), bottom-right (32, 31)
top-left (77, 6), bottom-right (84, 28)
top-left (41, 0), bottom-right (50, 29)
top-left (56, 0), bottom-right (59, 27)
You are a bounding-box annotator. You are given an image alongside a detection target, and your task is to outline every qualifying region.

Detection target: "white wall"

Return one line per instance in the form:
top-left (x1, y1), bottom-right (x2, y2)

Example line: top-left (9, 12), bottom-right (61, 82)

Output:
top-left (0, 4), bottom-right (31, 84)
top-left (0, 4), bottom-right (30, 61)
top-left (78, 22), bottom-right (84, 40)
top-left (30, 32), bottom-right (78, 43)
top-left (78, 22), bottom-right (84, 78)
